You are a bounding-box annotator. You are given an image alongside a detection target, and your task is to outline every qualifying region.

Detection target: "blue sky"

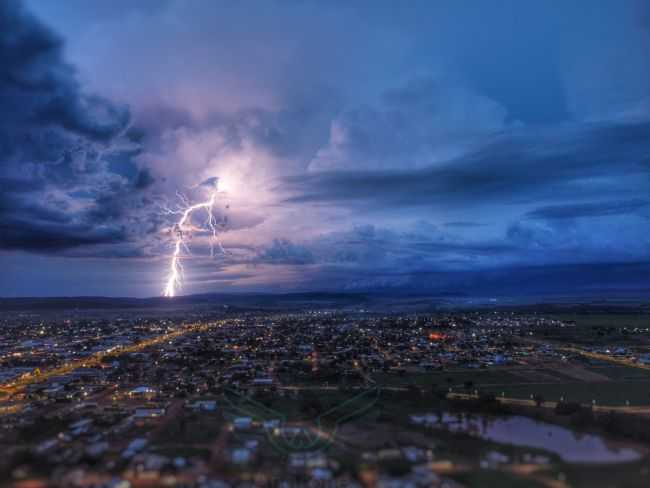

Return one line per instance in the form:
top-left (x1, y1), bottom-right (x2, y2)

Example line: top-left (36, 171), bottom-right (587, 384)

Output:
top-left (1, 0), bottom-right (650, 297)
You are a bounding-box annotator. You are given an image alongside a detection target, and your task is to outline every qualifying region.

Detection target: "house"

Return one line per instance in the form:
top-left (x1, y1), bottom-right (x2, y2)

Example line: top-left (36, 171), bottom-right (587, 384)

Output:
top-left (86, 441), bottom-right (109, 457)
top-left (129, 386), bottom-right (156, 398)
top-left (231, 448), bottom-right (251, 464)
top-left (122, 438), bottom-right (147, 458)
top-left (69, 418), bottom-right (93, 436)
top-left (186, 400), bottom-right (217, 412)
top-left (263, 419), bottom-right (281, 430)
top-left (233, 417), bottom-right (252, 430)
top-left (134, 408), bottom-right (165, 419)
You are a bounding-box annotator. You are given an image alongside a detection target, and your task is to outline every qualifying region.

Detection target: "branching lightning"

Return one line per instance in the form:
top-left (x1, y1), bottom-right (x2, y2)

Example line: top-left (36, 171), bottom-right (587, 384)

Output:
top-left (161, 180), bottom-right (227, 297)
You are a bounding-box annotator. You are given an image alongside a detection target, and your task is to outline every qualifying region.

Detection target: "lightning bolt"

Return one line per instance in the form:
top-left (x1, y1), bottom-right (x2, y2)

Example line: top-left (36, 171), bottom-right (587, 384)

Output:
top-left (162, 181), bottom-right (226, 297)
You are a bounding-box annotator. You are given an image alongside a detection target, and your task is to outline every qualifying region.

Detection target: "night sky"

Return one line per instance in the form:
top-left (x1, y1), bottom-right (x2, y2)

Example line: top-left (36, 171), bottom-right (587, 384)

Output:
top-left (2, 0), bottom-right (650, 297)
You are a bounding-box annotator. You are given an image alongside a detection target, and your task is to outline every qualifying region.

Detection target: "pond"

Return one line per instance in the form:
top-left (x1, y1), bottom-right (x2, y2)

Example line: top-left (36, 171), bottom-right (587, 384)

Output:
top-left (411, 412), bottom-right (642, 464)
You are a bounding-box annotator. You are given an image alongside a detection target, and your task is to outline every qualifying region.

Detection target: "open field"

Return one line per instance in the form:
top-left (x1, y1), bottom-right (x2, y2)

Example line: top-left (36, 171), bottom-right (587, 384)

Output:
top-left (585, 364), bottom-right (650, 381)
top-left (549, 313), bottom-right (650, 329)
top-left (485, 381), bottom-right (650, 406)
top-left (373, 361), bottom-right (650, 406)
top-left (534, 313), bottom-right (650, 348)
top-left (373, 369), bottom-right (527, 388)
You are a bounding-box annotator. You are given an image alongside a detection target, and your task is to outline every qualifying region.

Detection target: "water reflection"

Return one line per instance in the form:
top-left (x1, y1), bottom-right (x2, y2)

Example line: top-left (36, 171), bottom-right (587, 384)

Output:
top-left (411, 412), bottom-right (641, 464)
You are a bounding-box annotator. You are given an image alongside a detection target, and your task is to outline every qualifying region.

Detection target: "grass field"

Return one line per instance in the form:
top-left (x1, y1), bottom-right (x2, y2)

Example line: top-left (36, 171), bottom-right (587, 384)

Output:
top-left (536, 313), bottom-right (650, 347)
top-left (559, 461), bottom-right (650, 488)
top-left (373, 364), bottom-right (650, 406)
top-left (586, 364), bottom-right (650, 381)
top-left (481, 380), bottom-right (650, 406)
top-left (373, 369), bottom-right (526, 388)
top-left (550, 313), bottom-right (650, 329)
top-left (450, 469), bottom-right (548, 488)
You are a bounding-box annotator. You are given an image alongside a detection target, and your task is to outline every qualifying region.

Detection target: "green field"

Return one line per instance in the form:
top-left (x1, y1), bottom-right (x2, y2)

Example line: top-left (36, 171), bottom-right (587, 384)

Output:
top-left (537, 313), bottom-right (650, 347)
top-left (550, 313), bottom-right (650, 329)
top-left (450, 469), bottom-right (548, 488)
top-left (482, 380), bottom-right (650, 406)
top-left (373, 369), bottom-right (526, 388)
top-left (559, 461), bottom-right (650, 488)
top-left (372, 365), bottom-right (650, 406)
top-left (586, 364), bottom-right (650, 381)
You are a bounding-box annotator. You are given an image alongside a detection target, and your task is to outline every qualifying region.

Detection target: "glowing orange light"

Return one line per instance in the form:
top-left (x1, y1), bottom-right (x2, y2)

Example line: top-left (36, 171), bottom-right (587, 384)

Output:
top-left (428, 332), bottom-right (447, 341)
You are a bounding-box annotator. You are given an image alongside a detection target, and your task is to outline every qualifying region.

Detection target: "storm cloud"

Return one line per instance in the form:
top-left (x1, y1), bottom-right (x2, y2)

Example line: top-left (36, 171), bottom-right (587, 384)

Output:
top-left (525, 199), bottom-right (650, 220)
top-left (285, 121), bottom-right (650, 209)
top-left (0, 0), bottom-right (150, 253)
top-left (2, 0), bottom-right (650, 296)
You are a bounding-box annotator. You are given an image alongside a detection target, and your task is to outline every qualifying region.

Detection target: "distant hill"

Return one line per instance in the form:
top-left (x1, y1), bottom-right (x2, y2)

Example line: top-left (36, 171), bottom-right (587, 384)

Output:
top-left (3, 260), bottom-right (650, 312)
top-left (0, 292), bottom-right (370, 311)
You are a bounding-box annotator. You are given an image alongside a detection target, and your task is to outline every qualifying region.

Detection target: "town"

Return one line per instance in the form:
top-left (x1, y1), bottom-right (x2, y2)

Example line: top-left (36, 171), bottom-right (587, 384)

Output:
top-left (2, 307), bottom-right (650, 488)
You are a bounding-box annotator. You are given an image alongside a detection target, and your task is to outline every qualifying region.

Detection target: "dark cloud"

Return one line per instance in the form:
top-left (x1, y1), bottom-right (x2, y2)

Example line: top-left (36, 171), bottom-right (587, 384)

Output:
top-left (255, 239), bottom-right (315, 265)
top-left (0, 180), bottom-right (132, 252)
top-left (368, 261), bottom-right (650, 297)
top-left (408, 241), bottom-right (516, 256)
top-left (0, 184), bottom-right (125, 251)
top-left (1, 217), bottom-right (125, 251)
top-left (525, 199), bottom-right (649, 220)
top-left (133, 168), bottom-right (155, 190)
top-left (444, 221), bottom-right (487, 228)
top-left (286, 120), bottom-right (650, 208)
top-left (0, 1), bottom-right (128, 143)
top-left (0, 0), bottom-right (150, 254)
top-left (0, 177), bottom-right (45, 194)
top-left (253, 223), bottom-right (519, 277)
